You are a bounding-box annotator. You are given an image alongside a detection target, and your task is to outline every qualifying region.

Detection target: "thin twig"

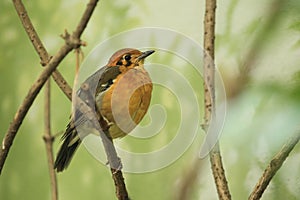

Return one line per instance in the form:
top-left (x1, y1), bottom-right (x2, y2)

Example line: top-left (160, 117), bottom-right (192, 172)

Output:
top-left (203, 0), bottom-right (232, 199)
top-left (72, 49), bottom-right (81, 104)
top-left (248, 130), bottom-right (300, 200)
top-left (0, 0), bottom-right (99, 174)
top-left (43, 80), bottom-right (58, 200)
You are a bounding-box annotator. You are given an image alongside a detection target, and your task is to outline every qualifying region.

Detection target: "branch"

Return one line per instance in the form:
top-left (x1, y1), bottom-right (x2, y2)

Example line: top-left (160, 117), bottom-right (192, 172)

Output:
top-left (74, 94), bottom-right (129, 200)
top-left (203, 0), bottom-right (232, 199)
top-left (52, 70), bottom-right (73, 101)
top-left (248, 130), bottom-right (300, 200)
top-left (12, 0), bottom-right (49, 66)
top-left (73, 0), bottom-right (98, 39)
top-left (0, 42), bottom-right (73, 174)
top-left (0, 0), bottom-right (99, 174)
top-left (209, 146), bottom-right (231, 200)
top-left (5, 1), bottom-right (128, 199)
top-left (43, 80), bottom-right (58, 200)
top-left (71, 40), bottom-right (128, 200)
top-left (12, 0), bottom-right (73, 100)
top-left (6, 1), bottom-right (128, 199)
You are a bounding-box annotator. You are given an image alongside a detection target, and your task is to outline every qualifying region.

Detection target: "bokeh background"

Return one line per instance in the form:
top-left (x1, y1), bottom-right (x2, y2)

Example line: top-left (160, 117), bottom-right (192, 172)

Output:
top-left (1, 0), bottom-right (300, 199)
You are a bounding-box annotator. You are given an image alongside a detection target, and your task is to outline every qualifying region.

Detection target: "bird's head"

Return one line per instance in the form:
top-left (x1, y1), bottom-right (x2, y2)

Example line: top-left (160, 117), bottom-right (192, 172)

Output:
top-left (107, 48), bottom-right (155, 69)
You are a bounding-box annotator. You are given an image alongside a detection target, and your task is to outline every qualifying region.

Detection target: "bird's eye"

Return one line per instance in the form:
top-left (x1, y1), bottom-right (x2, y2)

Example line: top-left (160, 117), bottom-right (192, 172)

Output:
top-left (124, 54), bottom-right (131, 61)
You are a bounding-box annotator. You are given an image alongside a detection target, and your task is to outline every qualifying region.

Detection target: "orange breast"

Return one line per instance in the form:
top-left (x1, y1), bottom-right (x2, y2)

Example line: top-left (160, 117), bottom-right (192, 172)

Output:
top-left (99, 68), bottom-right (152, 138)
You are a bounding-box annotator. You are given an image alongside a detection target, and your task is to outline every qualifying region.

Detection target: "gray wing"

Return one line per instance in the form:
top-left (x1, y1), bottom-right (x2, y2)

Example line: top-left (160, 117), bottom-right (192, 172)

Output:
top-left (73, 65), bottom-right (121, 131)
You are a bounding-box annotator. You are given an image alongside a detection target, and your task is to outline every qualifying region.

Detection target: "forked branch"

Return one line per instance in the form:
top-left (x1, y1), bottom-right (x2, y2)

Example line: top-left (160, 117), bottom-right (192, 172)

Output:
top-left (2, 1), bottom-right (130, 199)
top-left (0, 0), bottom-right (99, 174)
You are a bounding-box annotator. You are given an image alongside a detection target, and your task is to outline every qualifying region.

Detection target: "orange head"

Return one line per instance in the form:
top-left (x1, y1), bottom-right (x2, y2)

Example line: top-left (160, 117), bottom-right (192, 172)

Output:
top-left (107, 48), bottom-right (155, 69)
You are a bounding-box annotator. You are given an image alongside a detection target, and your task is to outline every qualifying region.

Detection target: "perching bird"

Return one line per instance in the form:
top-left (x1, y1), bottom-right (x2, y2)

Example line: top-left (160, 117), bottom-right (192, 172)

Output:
top-left (54, 48), bottom-right (154, 172)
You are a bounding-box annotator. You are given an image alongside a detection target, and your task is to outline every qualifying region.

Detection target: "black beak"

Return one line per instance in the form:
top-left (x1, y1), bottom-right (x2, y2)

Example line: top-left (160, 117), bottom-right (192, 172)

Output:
top-left (137, 50), bottom-right (155, 61)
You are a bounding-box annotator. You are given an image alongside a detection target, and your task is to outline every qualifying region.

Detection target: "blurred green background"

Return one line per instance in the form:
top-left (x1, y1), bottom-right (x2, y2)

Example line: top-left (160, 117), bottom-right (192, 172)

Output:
top-left (1, 0), bottom-right (300, 199)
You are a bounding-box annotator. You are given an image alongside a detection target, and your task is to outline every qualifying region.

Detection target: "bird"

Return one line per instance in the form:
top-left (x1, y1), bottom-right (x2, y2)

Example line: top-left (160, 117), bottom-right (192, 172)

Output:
top-left (54, 48), bottom-right (154, 172)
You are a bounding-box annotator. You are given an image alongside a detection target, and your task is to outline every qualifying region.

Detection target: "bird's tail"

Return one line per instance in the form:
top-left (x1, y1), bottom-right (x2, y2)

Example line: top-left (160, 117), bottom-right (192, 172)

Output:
top-left (54, 122), bottom-right (81, 172)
